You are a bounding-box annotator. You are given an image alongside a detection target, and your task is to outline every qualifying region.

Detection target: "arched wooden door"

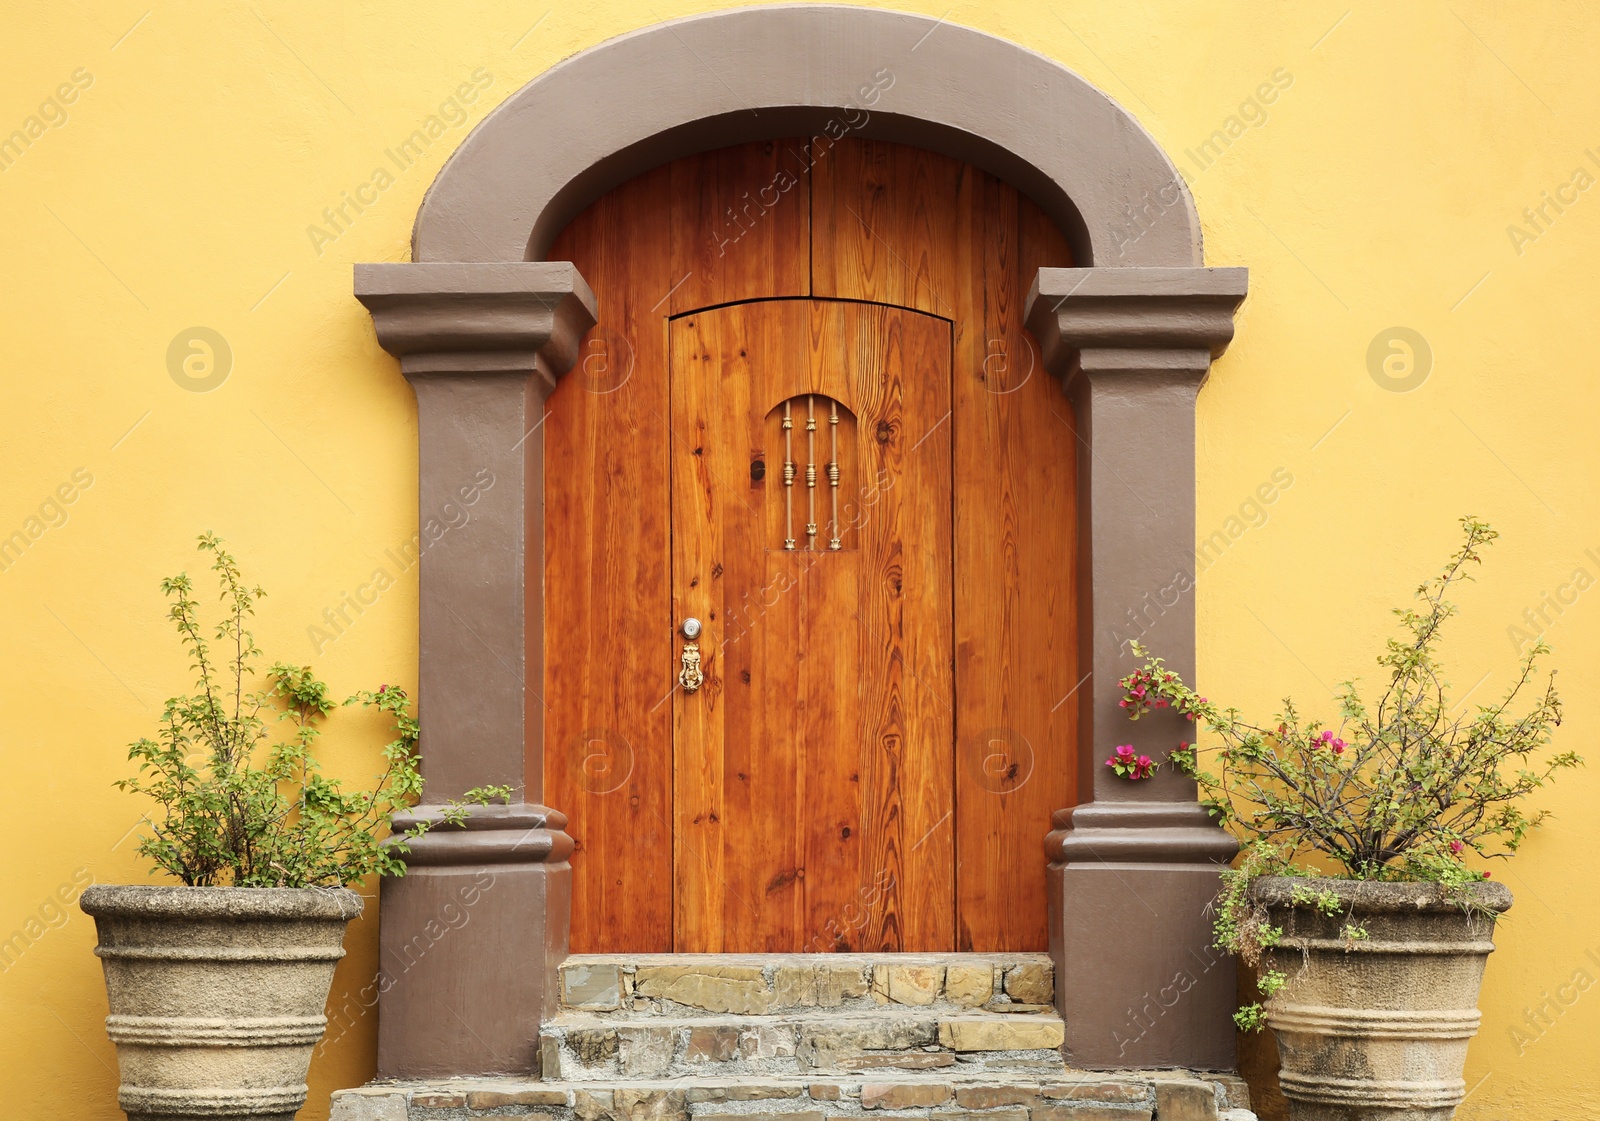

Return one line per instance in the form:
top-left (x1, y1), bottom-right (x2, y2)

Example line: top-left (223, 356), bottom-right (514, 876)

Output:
top-left (541, 138), bottom-right (1079, 953)
top-left (671, 300), bottom-right (954, 952)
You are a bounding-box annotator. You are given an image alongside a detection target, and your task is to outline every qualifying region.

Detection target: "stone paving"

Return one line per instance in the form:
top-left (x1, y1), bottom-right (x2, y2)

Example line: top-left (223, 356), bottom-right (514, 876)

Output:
top-left (330, 954), bottom-right (1255, 1121)
top-left (330, 1073), bottom-right (1254, 1121)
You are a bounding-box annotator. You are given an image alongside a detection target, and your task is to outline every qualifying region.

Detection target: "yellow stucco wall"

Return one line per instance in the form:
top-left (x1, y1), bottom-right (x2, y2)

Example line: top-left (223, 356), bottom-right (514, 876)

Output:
top-left (2, 3), bottom-right (1594, 1117)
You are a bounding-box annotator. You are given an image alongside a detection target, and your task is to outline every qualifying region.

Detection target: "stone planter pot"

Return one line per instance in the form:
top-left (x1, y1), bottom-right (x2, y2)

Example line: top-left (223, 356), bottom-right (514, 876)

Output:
top-left (80, 885), bottom-right (363, 1121)
top-left (1253, 876), bottom-right (1512, 1121)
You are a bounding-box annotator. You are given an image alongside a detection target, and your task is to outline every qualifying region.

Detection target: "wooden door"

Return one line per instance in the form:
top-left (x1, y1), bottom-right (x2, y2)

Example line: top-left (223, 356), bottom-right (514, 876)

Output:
top-left (670, 301), bottom-right (954, 952)
top-left (543, 137), bottom-right (1079, 954)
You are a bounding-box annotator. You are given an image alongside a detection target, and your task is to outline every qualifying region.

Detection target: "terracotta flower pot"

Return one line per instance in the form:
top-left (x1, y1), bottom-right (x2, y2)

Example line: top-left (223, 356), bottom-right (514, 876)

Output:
top-left (1253, 876), bottom-right (1512, 1121)
top-left (80, 885), bottom-right (363, 1121)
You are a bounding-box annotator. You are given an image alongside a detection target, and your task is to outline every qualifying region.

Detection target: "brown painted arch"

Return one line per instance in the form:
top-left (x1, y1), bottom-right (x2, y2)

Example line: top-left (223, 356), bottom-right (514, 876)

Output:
top-left (412, 4), bottom-right (1204, 269)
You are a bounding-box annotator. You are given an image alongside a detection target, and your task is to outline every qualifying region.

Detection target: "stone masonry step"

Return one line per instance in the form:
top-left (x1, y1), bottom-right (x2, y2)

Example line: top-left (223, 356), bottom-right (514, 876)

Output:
top-left (559, 954), bottom-right (1056, 1019)
top-left (539, 1010), bottom-right (1070, 1081)
top-left (331, 1073), bottom-right (1256, 1121)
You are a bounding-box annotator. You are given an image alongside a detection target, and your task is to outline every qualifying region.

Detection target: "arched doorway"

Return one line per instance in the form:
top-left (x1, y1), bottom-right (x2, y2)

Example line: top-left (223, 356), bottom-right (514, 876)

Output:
top-left (355, 4), bottom-right (1247, 1077)
top-left (540, 139), bottom-right (1079, 954)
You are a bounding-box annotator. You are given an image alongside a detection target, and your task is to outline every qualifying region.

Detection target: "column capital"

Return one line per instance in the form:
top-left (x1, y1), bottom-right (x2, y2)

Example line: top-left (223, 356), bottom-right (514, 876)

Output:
top-left (355, 261), bottom-right (597, 384)
top-left (1025, 266), bottom-right (1248, 379)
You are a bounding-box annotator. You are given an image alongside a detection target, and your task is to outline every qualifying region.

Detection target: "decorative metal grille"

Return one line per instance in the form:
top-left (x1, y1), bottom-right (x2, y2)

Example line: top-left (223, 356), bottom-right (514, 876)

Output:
top-left (774, 394), bottom-right (851, 551)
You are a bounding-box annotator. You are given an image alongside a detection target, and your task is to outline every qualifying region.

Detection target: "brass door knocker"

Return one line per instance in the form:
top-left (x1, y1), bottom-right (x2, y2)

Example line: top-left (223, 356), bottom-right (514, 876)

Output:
top-left (679, 617), bottom-right (704, 693)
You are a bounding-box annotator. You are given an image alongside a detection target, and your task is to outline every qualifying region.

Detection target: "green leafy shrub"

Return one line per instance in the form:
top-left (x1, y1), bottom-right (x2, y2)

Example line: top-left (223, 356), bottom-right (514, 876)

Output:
top-left (1119, 517), bottom-right (1579, 1027)
top-left (116, 533), bottom-right (506, 888)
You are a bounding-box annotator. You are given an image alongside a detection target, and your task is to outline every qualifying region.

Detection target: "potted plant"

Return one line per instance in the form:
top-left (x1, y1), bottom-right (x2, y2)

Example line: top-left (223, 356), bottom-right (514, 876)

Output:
top-left (81, 534), bottom-right (501, 1121)
top-left (1117, 518), bottom-right (1579, 1121)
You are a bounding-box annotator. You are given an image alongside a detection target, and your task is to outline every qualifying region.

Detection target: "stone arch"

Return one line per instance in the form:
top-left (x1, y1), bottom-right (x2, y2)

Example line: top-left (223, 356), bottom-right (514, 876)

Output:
top-left (411, 4), bottom-right (1203, 269)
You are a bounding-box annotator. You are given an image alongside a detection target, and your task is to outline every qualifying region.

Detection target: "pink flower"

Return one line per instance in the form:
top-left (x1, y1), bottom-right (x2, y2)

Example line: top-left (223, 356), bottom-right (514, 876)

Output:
top-left (1320, 730), bottom-right (1333, 742)
top-left (1483, 871), bottom-right (1492, 880)
top-left (1106, 745), bottom-right (1157, 781)
top-left (1449, 840), bottom-right (1464, 854)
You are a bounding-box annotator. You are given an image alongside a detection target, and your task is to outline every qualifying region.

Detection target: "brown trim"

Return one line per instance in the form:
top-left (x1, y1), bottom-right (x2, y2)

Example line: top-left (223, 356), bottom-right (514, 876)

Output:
top-left (355, 7), bottom-right (1249, 1078)
top-left (412, 5), bottom-right (1203, 269)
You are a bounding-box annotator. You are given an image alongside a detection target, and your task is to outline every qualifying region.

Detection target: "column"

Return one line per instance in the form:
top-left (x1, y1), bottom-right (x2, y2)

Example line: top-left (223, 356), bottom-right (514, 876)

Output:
top-left (354, 261), bottom-right (596, 1077)
top-left (1025, 266), bottom-right (1248, 1070)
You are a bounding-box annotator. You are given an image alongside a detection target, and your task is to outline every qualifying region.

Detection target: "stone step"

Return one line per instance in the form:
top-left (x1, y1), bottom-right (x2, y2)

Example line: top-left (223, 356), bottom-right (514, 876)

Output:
top-left (539, 1009), bottom-right (1070, 1081)
top-left (332, 1073), bottom-right (1256, 1121)
top-left (559, 953), bottom-right (1056, 1018)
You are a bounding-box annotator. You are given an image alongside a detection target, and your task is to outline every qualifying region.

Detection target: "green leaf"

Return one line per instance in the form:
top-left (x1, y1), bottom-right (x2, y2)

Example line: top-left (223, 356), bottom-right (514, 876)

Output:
top-left (113, 533), bottom-right (428, 888)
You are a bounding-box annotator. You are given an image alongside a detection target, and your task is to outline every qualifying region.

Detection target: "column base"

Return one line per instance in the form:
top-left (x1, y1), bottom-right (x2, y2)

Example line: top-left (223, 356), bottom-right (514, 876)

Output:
top-left (375, 804), bottom-right (573, 1079)
top-left (1045, 801), bottom-right (1238, 1071)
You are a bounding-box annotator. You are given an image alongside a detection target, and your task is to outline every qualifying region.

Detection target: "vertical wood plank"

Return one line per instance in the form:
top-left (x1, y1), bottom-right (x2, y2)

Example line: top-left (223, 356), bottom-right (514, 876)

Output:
top-left (951, 174), bottom-right (1080, 951)
top-left (542, 163), bottom-right (675, 952)
top-left (835, 304), bottom-right (956, 951)
top-left (669, 311), bottom-right (726, 951)
top-left (795, 306), bottom-right (871, 951)
top-left (811, 139), bottom-right (964, 316)
top-left (672, 303), bottom-right (813, 951)
top-left (671, 139), bottom-right (811, 314)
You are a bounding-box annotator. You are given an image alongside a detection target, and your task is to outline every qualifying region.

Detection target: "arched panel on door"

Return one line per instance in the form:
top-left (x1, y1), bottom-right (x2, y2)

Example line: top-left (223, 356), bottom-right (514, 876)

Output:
top-left (670, 299), bottom-right (954, 953)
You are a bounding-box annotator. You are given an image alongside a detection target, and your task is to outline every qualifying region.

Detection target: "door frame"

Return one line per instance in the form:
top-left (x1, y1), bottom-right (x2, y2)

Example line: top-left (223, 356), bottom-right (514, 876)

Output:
top-left (355, 3), bottom-right (1248, 1078)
